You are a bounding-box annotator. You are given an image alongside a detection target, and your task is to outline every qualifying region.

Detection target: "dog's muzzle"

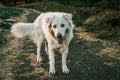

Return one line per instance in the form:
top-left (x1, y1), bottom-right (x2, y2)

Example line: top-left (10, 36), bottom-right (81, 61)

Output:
top-left (57, 33), bottom-right (63, 44)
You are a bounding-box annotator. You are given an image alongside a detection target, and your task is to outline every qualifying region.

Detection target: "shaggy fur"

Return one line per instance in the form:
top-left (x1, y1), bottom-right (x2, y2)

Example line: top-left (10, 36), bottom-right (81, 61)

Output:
top-left (11, 12), bottom-right (74, 74)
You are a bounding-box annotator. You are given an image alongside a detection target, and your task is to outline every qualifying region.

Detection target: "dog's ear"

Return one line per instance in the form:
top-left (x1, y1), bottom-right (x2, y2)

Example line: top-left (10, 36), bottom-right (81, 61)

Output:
top-left (34, 13), bottom-right (54, 28)
top-left (34, 13), bottom-right (43, 28)
top-left (63, 13), bottom-right (74, 40)
top-left (63, 13), bottom-right (74, 29)
top-left (45, 15), bottom-right (54, 28)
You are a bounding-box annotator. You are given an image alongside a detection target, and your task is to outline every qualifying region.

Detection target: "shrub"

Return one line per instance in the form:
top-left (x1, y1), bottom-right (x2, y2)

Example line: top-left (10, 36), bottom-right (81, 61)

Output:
top-left (83, 10), bottom-right (120, 41)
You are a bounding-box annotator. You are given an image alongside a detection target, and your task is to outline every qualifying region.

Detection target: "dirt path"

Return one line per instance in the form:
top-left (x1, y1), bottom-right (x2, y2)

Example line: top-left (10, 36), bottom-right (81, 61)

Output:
top-left (0, 8), bottom-right (120, 80)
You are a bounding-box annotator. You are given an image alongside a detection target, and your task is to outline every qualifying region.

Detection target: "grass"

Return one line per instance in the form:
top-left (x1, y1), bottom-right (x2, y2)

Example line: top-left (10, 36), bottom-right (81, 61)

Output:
top-left (0, 7), bottom-right (24, 19)
top-left (18, 2), bottom-right (101, 26)
top-left (0, 2), bottom-right (120, 80)
top-left (0, 7), bottom-right (24, 29)
top-left (0, 7), bottom-right (24, 47)
top-left (18, 2), bottom-right (120, 42)
top-left (83, 9), bottom-right (120, 41)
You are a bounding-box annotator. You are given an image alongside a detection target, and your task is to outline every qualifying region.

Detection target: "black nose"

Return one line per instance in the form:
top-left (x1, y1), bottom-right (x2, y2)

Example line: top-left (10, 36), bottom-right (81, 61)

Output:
top-left (57, 33), bottom-right (62, 39)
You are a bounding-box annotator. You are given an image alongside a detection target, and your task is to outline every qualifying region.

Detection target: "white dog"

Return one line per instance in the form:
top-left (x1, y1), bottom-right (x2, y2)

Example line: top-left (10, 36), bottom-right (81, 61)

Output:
top-left (11, 12), bottom-right (74, 74)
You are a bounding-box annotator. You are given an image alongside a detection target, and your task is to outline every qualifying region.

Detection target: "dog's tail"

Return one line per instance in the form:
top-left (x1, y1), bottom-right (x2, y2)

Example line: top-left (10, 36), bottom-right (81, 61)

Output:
top-left (11, 23), bottom-right (34, 38)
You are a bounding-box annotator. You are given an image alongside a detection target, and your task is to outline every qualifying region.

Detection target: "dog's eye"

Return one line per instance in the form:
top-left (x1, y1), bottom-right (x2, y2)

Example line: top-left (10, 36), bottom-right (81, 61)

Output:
top-left (53, 25), bottom-right (57, 28)
top-left (61, 24), bottom-right (65, 27)
top-left (66, 28), bottom-right (69, 33)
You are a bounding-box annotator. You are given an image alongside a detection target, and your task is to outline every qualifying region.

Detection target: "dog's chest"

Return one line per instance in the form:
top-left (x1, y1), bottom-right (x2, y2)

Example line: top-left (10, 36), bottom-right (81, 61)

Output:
top-left (52, 41), bottom-right (64, 48)
top-left (47, 39), bottom-right (65, 49)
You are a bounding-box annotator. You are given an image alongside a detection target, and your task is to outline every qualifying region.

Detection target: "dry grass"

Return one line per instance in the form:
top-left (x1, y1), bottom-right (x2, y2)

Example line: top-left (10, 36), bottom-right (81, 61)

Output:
top-left (18, 2), bottom-right (120, 42)
top-left (0, 2), bottom-right (120, 80)
top-left (83, 9), bottom-right (120, 41)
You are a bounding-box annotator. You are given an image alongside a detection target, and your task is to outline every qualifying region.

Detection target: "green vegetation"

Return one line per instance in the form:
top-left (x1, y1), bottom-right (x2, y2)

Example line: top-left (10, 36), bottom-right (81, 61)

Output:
top-left (0, 29), bottom-right (7, 47)
top-left (0, 7), bottom-right (24, 47)
top-left (18, 2), bottom-right (120, 42)
top-left (0, 1), bottom-right (120, 80)
top-left (57, 0), bottom-right (120, 10)
top-left (0, 7), bottom-right (24, 29)
top-left (0, 7), bottom-right (24, 19)
top-left (83, 10), bottom-right (120, 41)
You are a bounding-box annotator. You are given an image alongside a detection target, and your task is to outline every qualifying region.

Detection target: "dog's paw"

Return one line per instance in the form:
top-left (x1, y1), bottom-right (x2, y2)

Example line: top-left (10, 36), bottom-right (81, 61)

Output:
top-left (37, 58), bottom-right (43, 62)
top-left (62, 66), bottom-right (69, 74)
top-left (49, 68), bottom-right (55, 74)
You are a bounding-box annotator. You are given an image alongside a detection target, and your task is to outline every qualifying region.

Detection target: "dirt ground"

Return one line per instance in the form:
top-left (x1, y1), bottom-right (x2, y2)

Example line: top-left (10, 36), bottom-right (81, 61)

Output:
top-left (0, 8), bottom-right (120, 80)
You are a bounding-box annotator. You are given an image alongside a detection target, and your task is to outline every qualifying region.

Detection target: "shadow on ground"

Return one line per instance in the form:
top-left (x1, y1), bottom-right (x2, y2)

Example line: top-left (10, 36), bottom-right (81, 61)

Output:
top-left (0, 7), bottom-right (120, 80)
top-left (10, 28), bottom-right (120, 80)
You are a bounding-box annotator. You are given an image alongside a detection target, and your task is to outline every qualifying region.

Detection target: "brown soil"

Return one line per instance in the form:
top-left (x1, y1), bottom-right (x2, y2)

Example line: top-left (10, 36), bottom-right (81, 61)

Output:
top-left (0, 8), bottom-right (120, 80)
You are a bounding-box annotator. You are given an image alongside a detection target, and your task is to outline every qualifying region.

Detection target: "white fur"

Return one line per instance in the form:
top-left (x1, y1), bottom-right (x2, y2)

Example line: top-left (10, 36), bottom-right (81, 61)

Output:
top-left (11, 12), bottom-right (74, 74)
top-left (11, 23), bottom-right (34, 38)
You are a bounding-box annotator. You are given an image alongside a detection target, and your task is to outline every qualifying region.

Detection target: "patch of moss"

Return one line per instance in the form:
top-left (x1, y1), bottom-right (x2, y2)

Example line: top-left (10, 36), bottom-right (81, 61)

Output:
top-left (0, 7), bottom-right (24, 19)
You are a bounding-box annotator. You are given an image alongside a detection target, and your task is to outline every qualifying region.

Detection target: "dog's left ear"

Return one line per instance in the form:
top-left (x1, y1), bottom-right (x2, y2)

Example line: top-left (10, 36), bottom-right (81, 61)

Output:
top-left (63, 13), bottom-right (74, 29)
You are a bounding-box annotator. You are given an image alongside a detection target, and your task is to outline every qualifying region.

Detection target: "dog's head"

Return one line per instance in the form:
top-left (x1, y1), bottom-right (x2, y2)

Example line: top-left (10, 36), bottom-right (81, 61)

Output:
top-left (48, 13), bottom-right (74, 44)
top-left (34, 12), bottom-right (74, 44)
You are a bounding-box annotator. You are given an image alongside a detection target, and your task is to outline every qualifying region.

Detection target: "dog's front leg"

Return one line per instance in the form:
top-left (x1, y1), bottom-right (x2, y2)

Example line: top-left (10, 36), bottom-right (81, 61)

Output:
top-left (61, 46), bottom-right (69, 74)
top-left (37, 41), bottom-right (43, 62)
top-left (48, 45), bottom-right (55, 74)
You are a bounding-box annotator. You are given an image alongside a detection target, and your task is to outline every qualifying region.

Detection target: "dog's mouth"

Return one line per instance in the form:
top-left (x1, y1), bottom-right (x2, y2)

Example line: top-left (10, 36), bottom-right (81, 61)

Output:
top-left (58, 38), bottom-right (63, 44)
top-left (50, 31), bottom-right (64, 44)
